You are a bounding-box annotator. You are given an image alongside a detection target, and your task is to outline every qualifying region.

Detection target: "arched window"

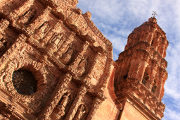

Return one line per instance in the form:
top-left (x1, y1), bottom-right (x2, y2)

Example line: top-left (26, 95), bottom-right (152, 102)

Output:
top-left (12, 69), bottom-right (37, 95)
top-left (151, 85), bottom-right (157, 93)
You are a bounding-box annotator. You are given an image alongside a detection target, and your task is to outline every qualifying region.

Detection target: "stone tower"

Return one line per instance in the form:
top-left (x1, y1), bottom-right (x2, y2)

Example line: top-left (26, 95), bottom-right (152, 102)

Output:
top-left (0, 0), bottom-right (168, 120)
top-left (114, 17), bottom-right (168, 120)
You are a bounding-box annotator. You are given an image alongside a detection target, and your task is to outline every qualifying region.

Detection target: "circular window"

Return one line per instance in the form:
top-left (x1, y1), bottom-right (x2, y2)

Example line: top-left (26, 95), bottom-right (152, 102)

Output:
top-left (12, 69), bottom-right (37, 95)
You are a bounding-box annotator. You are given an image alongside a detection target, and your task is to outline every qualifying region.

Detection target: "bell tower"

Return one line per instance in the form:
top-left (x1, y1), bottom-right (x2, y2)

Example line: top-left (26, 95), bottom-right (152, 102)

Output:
top-left (114, 17), bottom-right (168, 120)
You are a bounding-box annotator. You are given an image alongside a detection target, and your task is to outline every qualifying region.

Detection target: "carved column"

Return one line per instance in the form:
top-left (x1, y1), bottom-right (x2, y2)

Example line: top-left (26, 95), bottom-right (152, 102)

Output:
top-left (39, 73), bottom-right (72, 120)
top-left (65, 86), bottom-right (87, 120)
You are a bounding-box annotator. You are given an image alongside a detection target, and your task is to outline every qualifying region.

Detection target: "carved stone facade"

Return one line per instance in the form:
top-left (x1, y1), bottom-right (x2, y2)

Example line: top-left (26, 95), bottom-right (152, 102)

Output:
top-left (0, 0), bottom-right (168, 120)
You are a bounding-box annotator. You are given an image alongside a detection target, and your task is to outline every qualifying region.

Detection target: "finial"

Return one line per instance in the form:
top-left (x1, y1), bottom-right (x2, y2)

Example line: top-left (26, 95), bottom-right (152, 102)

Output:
top-left (152, 11), bottom-right (157, 18)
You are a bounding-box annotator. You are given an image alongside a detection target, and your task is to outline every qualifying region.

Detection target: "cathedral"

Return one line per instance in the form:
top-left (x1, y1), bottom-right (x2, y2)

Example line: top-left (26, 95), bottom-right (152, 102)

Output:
top-left (0, 0), bottom-right (168, 120)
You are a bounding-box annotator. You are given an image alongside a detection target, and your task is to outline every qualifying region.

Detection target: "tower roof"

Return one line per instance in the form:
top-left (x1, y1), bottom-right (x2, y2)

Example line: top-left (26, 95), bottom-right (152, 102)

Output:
top-left (124, 17), bottom-right (168, 58)
top-left (114, 17), bottom-right (169, 119)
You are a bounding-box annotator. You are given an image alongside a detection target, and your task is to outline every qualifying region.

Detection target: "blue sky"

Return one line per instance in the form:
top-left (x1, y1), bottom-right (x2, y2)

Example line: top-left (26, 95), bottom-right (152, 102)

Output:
top-left (78, 0), bottom-right (180, 120)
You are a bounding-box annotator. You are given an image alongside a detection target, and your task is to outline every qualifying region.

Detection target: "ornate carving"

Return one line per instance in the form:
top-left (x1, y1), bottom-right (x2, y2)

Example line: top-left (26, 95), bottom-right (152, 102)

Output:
top-left (0, 38), bottom-right (7, 55)
top-left (0, 35), bottom-right (17, 57)
top-left (35, 22), bottom-right (50, 40)
top-left (61, 46), bottom-right (74, 64)
top-left (64, 86), bottom-right (87, 120)
top-left (38, 73), bottom-right (72, 120)
top-left (142, 71), bottom-right (150, 86)
top-left (73, 104), bottom-right (87, 120)
top-left (0, 19), bottom-right (9, 32)
top-left (50, 33), bottom-right (64, 47)
top-left (76, 57), bottom-right (87, 77)
top-left (18, 8), bottom-right (36, 26)
top-left (52, 92), bottom-right (71, 119)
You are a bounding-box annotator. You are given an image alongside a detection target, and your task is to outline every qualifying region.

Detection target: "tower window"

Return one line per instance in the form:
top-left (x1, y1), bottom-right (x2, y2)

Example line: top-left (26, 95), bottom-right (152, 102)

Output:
top-left (12, 69), bottom-right (37, 95)
top-left (151, 85), bottom-right (157, 93)
top-left (142, 72), bottom-right (149, 85)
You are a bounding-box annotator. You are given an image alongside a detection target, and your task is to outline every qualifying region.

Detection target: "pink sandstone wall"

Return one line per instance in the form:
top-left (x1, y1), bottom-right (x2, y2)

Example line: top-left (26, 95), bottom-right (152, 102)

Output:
top-left (91, 68), bottom-right (119, 120)
top-left (120, 101), bottom-right (149, 120)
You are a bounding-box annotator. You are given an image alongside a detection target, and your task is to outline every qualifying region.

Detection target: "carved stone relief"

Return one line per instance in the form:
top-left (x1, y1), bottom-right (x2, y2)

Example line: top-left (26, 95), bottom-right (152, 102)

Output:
top-left (49, 33), bottom-right (65, 49)
top-left (73, 104), bottom-right (87, 120)
top-left (60, 46), bottom-right (74, 65)
top-left (0, 38), bottom-right (61, 114)
top-left (18, 8), bottom-right (36, 26)
top-left (47, 33), bottom-right (68, 56)
top-left (34, 22), bottom-right (51, 40)
top-left (0, 37), bottom-right (8, 56)
top-left (0, 31), bottom-right (18, 57)
top-left (76, 58), bottom-right (87, 77)
top-left (142, 71), bottom-right (149, 86)
top-left (51, 92), bottom-right (71, 119)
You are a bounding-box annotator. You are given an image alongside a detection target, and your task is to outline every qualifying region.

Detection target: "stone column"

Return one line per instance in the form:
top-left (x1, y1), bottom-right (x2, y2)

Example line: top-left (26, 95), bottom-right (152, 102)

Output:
top-left (39, 73), bottom-right (72, 120)
top-left (65, 86), bottom-right (87, 120)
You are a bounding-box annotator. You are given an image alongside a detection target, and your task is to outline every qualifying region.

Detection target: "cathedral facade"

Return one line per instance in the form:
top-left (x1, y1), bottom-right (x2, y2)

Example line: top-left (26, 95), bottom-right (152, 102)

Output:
top-left (0, 0), bottom-right (168, 120)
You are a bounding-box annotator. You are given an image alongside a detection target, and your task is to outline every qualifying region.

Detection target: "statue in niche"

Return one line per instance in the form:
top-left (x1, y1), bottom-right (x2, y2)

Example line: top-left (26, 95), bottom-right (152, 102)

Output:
top-left (50, 33), bottom-right (65, 50)
top-left (151, 85), bottom-right (157, 93)
top-left (142, 70), bottom-right (153, 89)
top-left (60, 46), bottom-right (74, 64)
top-left (18, 8), bottom-right (36, 26)
top-left (35, 22), bottom-right (50, 40)
top-left (142, 72), bottom-right (149, 85)
top-left (53, 92), bottom-right (71, 119)
top-left (77, 58), bottom-right (87, 77)
top-left (73, 104), bottom-right (87, 120)
top-left (151, 80), bottom-right (157, 94)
